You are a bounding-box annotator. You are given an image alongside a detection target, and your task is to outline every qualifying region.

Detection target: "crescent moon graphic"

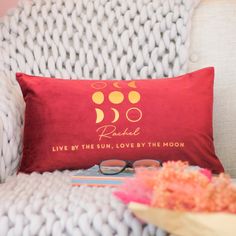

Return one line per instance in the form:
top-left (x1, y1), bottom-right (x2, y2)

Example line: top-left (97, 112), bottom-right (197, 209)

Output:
top-left (113, 82), bottom-right (122, 89)
top-left (128, 81), bottom-right (137, 88)
top-left (95, 108), bottom-right (104, 123)
top-left (111, 108), bottom-right (119, 123)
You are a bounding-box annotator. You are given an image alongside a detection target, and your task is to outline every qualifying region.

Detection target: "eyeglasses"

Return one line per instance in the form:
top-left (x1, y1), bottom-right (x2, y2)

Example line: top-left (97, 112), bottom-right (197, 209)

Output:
top-left (99, 159), bottom-right (162, 175)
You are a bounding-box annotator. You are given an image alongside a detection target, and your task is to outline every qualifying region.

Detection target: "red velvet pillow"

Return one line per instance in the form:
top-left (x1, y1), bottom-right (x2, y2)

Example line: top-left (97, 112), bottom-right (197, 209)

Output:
top-left (16, 68), bottom-right (224, 174)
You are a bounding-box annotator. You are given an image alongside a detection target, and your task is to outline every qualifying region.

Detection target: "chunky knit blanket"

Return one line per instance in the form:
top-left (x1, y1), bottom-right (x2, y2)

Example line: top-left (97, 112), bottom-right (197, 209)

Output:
top-left (0, 0), bottom-right (199, 181)
top-left (0, 0), bottom-right (199, 234)
top-left (0, 170), bottom-right (168, 236)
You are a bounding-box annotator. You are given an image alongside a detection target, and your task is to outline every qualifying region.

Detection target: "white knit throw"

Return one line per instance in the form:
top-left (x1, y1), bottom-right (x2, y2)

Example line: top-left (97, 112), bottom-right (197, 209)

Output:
top-left (0, 0), bottom-right (198, 180)
top-left (0, 0), bottom-right (199, 235)
top-left (0, 170), bottom-right (168, 236)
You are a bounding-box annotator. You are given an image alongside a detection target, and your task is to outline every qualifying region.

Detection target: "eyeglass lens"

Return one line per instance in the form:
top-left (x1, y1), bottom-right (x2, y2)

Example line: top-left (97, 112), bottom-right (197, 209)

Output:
top-left (99, 159), bottom-right (126, 174)
top-left (133, 159), bottom-right (161, 169)
top-left (100, 159), bottom-right (161, 175)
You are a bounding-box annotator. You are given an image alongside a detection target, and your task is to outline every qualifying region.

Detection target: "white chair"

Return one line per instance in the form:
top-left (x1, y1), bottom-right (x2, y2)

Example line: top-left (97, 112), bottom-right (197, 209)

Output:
top-left (0, 0), bottom-right (235, 235)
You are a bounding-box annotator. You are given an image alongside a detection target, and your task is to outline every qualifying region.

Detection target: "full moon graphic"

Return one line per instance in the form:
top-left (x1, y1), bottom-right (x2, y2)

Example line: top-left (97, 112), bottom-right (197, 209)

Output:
top-left (108, 91), bottom-right (124, 104)
top-left (126, 107), bottom-right (142, 122)
top-left (128, 91), bottom-right (141, 104)
top-left (92, 91), bottom-right (104, 105)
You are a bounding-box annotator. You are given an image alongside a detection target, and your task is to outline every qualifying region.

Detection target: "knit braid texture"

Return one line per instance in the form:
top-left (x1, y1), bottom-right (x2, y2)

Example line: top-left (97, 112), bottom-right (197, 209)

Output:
top-left (0, 0), bottom-right (198, 180)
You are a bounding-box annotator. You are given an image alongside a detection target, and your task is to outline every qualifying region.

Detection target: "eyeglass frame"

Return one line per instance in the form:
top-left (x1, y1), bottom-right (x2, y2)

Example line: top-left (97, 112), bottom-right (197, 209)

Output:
top-left (99, 159), bottom-right (163, 175)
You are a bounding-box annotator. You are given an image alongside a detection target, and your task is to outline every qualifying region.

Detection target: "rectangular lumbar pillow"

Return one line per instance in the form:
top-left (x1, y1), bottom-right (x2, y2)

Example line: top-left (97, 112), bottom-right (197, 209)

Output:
top-left (16, 68), bottom-right (224, 174)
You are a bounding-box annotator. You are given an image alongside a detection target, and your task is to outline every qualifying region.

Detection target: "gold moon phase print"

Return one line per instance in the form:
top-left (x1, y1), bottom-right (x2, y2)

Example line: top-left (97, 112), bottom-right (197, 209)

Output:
top-left (111, 108), bottom-right (119, 123)
top-left (128, 81), bottom-right (137, 88)
top-left (126, 107), bottom-right (142, 122)
top-left (109, 91), bottom-right (124, 104)
top-left (91, 80), bottom-right (142, 124)
top-left (128, 91), bottom-right (141, 104)
top-left (92, 92), bottom-right (104, 105)
top-left (91, 82), bottom-right (107, 89)
top-left (113, 82), bottom-right (122, 88)
top-left (95, 108), bottom-right (104, 123)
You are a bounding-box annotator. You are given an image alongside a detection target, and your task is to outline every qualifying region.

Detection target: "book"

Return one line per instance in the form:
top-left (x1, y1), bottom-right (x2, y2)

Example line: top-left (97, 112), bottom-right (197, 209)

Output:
top-left (71, 165), bottom-right (133, 187)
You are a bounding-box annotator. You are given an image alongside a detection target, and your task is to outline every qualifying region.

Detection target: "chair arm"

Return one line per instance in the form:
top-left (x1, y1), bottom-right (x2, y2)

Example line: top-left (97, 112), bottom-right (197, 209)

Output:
top-left (0, 70), bottom-right (25, 182)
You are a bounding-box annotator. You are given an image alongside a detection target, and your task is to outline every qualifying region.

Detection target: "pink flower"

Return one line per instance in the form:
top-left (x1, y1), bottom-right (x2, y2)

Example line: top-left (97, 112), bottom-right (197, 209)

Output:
top-left (114, 161), bottom-right (236, 213)
top-left (199, 168), bottom-right (212, 181)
